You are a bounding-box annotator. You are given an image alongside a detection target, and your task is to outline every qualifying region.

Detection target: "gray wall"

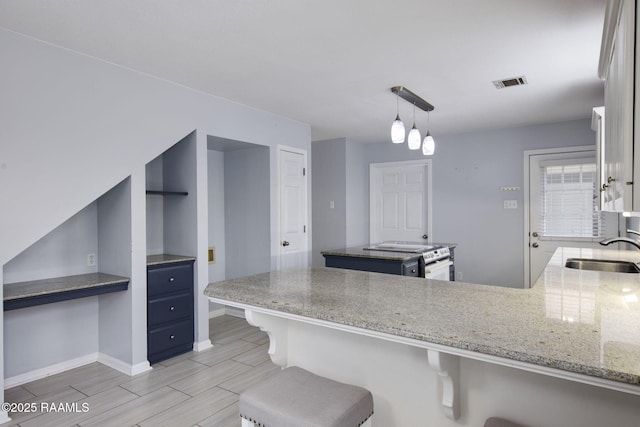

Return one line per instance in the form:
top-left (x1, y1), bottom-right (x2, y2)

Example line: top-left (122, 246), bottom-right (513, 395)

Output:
top-left (3, 203), bottom-right (100, 377)
top-left (0, 28), bottom-right (310, 384)
top-left (345, 140), bottom-right (369, 246)
top-left (313, 119), bottom-right (596, 287)
top-left (98, 178), bottom-right (134, 363)
top-left (207, 149), bottom-right (225, 313)
top-left (311, 138), bottom-right (347, 267)
top-left (224, 146), bottom-right (271, 279)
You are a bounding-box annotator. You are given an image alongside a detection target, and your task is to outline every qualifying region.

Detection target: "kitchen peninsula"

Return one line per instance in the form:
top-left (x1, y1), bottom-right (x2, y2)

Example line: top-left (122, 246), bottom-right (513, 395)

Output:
top-left (205, 247), bottom-right (640, 426)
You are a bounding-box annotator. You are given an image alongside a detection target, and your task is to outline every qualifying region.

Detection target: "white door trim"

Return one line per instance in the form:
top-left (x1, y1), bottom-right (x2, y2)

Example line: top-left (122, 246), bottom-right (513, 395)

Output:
top-left (276, 144), bottom-right (309, 270)
top-left (370, 159), bottom-right (433, 243)
top-left (523, 145), bottom-right (596, 288)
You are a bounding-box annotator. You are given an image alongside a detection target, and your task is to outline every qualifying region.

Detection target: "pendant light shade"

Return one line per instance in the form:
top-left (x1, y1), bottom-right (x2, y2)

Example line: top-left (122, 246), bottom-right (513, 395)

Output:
top-left (391, 114), bottom-right (405, 143)
top-left (422, 132), bottom-right (435, 155)
top-left (422, 109), bottom-right (435, 155)
top-left (391, 92), bottom-right (405, 143)
top-left (407, 103), bottom-right (421, 150)
top-left (408, 124), bottom-right (421, 150)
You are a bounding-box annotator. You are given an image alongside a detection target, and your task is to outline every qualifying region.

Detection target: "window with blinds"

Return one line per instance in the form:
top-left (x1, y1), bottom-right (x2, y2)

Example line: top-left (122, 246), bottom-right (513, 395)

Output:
top-left (538, 161), bottom-right (603, 238)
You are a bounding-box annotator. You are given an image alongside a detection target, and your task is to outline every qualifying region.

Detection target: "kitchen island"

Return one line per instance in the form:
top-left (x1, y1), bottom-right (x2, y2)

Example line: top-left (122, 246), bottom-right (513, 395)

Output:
top-left (205, 247), bottom-right (640, 426)
top-left (321, 242), bottom-right (456, 278)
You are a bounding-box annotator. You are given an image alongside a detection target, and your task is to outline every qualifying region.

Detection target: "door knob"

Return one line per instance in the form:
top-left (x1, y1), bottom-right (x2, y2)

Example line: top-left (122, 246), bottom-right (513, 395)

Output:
top-left (282, 241), bottom-right (290, 247)
top-left (422, 234), bottom-right (428, 239)
top-left (532, 232), bottom-right (539, 237)
top-left (532, 242), bottom-right (539, 248)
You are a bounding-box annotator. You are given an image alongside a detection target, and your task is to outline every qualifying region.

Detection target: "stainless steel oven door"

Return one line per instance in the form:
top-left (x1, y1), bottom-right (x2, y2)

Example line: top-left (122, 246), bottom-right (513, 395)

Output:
top-left (424, 259), bottom-right (452, 281)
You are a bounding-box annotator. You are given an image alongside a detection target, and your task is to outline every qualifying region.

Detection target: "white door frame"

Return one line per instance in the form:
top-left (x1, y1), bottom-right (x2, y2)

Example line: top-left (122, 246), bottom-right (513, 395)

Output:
top-left (276, 144), bottom-right (309, 270)
top-left (369, 159), bottom-right (433, 243)
top-left (523, 145), bottom-right (596, 288)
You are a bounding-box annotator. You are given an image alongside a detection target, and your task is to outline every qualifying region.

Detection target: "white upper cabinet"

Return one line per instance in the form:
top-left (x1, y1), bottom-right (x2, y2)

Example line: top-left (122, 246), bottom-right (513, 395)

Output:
top-left (598, 0), bottom-right (637, 212)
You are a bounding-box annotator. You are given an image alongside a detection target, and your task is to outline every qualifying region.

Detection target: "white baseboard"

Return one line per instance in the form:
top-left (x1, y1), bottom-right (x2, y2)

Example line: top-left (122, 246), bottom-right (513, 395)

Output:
top-left (4, 353), bottom-right (99, 389)
top-left (97, 353), bottom-right (152, 376)
top-left (0, 410), bottom-right (11, 425)
top-left (210, 306), bottom-right (245, 319)
top-left (3, 352), bottom-right (154, 389)
top-left (225, 306), bottom-right (245, 318)
top-left (193, 339), bottom-right (213, 352)
top-left (209, 307), bottom-right (226, 318)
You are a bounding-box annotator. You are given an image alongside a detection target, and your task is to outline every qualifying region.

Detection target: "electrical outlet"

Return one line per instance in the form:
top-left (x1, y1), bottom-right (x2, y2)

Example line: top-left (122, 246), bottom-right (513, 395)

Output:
top-left (87, 253), bottom-right (96, 266)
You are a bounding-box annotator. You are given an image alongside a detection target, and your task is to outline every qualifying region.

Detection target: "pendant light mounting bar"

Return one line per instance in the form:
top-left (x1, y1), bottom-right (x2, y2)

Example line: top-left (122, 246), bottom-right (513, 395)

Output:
top-left (391, 86), bottom-right (435, 112)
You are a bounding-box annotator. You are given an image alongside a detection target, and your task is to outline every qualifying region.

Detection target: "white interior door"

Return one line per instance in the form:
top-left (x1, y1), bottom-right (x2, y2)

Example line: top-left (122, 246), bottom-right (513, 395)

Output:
top-left (525, 147), bottom-right (619, 287)
top-left (278, 146), bottom-right (308, 270)
top-left (370, 160), bottom-right (432, 244)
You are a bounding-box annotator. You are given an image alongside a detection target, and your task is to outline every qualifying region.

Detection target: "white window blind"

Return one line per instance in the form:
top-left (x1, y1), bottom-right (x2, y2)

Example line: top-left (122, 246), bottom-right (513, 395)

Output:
top-left (538, 161), bottom-right (603, 238)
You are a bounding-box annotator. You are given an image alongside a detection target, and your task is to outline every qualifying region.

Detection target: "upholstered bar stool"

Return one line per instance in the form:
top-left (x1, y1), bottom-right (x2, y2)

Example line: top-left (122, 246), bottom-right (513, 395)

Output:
top-left (484, 417), bottom-right (527, 427)
top-left (239, 366), bottom-right (374, 427)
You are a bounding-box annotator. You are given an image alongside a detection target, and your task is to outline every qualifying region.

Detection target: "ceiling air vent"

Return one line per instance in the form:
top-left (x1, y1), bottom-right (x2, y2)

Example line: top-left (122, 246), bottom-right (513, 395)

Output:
top-left (492, 76), bottom-right (528, 89)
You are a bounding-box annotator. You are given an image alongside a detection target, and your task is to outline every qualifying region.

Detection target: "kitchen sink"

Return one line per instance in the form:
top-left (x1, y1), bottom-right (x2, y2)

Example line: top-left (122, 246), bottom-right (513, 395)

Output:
top-left (564, 258), bottom-right (640, 273)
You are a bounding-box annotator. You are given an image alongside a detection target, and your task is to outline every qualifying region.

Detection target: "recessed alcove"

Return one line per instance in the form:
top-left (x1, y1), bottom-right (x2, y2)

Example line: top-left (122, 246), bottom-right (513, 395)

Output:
top-left (2, 177), bottom-right (132, 380)
top-left (206, 136), bottom-right (270, 313)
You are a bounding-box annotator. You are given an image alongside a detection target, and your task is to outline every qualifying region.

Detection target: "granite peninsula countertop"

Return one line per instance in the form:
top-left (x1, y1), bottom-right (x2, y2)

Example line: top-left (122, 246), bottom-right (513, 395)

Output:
top-left (205, 247), bottom-right (640, 387)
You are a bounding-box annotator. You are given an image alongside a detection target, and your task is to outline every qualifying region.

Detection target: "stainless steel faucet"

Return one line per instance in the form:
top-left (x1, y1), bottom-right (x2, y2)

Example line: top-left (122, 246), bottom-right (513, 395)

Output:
top-left (626, 229), bottom-right (640, 237)
top-left (599, 233), bottom-right (640, 250)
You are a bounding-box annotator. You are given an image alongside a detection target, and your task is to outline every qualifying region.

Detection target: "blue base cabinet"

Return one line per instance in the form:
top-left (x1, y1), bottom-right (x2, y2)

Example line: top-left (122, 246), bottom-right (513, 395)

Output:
top-left (147, 260), bottom-right (194, 364)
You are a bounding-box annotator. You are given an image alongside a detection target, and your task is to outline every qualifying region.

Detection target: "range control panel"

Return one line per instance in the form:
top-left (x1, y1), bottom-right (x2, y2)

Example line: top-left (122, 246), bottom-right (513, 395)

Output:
top-left (423, 247), bottom-right (450, 263)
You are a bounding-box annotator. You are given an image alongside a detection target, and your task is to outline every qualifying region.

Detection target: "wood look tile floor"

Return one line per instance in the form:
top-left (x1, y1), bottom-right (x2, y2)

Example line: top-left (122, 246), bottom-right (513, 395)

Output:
top-left (3, 315), bottom-right (279, 427)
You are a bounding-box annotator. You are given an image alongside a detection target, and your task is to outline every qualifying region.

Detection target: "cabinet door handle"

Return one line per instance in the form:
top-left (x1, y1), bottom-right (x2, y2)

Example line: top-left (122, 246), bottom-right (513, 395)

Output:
top-left (170, 306), bottom-right (175, 311)
top-left (411, 269), bottom-right (416, 273)
top-left (170, 335), bottom-right (175, 340)
top-left (169, 277), bottom-right (175, 282)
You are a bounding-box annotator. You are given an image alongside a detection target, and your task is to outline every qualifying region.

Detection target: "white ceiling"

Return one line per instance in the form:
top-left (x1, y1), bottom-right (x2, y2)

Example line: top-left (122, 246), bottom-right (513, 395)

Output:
top-left (0, 0), bottom-right (607, 143)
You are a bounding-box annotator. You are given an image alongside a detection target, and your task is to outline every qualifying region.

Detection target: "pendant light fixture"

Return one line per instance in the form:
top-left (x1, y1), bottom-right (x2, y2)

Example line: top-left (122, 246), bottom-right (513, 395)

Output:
top-left (422, 110), bottom-right (435, 156)
top-left (390, 86), bottom-right (435, 155)
top-left (407, 103), bottom-right (421, 150)
top-left (391, 91), bottom-right (405, 143)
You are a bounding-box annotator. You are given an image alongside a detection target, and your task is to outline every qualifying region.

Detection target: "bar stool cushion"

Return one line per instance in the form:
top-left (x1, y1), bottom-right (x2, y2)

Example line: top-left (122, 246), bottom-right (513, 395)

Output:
top-left (239, 366), bottom-right (373, 427)
top-left (484, 417), bottom-right (527, 427)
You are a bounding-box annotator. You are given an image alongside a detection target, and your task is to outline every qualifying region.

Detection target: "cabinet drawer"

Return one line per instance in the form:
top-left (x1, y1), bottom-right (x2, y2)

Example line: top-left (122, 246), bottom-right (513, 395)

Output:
top-left (148, 263), bottom-right (193, 297)
top-left (402, 261), bottom-right (420, 277)
top-left (148, 318), bottom-right (193, 356)
top-left (148, 293), bottom-right (193, 327)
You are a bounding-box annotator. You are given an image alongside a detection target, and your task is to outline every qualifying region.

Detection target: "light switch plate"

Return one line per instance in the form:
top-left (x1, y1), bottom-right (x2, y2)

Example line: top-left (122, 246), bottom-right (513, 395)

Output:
top-left (504, 200), bottom-right (518, 209)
